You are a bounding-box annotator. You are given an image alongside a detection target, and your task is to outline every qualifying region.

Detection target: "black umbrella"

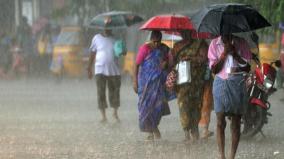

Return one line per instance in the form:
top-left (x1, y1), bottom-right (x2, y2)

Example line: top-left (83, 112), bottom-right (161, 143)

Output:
top-left (89, 11), bottom-right (144, 29)
top-left (191, 3), bottom-right (271, 35)
top-left (233, 31), bottom-right (259, 49)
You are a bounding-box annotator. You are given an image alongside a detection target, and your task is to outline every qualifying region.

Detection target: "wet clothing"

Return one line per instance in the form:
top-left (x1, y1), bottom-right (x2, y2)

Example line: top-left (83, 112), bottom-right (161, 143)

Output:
top-left (89, 34), bottom-right (121, 110)
top-left (95, 74), bottom-right (121, 109)
top-left (137, 43), bottom-right (173, 132)
top-left (90, 34), bottom-right (120, 76)
top-left (208, 36), bottom-right (251, 115)
top-left (208, 36), bottom-right (251, 79)
top-left (213, 75), bottom-right (247, 115)
top-left (172, 40), bottom-right (208, 131)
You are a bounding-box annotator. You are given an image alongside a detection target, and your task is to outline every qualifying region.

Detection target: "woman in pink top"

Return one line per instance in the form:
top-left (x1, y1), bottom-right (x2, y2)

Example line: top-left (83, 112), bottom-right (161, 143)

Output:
top-left (133, 31), bottom-right (174, 140)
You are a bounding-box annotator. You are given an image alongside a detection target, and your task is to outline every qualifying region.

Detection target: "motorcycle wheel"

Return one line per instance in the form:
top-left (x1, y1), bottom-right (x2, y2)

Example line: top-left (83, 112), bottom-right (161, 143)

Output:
top-left (241, 105), bottom-right (266, 139)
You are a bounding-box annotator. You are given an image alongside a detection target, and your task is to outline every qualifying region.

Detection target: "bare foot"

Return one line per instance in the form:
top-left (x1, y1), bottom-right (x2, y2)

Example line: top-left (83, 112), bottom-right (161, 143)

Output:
top-left (154, 129), bottom-right (161, 139)
top-left (113, 109), bottom-right (120, 122)
top-left (201, 131), bottom-right (214, 139)
top-left (184, 130), bottom-right (190, 142)
top-left (100, 118), bottom-right (107, 123)
top-left (146, 133), bottom-right (154, 141)
top-left (113, 113), bottom-right (120, 123)
top-left (221, 155), bottom-right (226, 159)
top-left (190, 132), bottom-right (199, 144)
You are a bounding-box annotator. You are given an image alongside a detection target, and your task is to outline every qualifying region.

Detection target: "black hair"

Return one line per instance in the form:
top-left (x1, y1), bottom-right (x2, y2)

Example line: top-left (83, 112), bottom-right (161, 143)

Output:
top-left (150, 30), bottom-right (162, 41)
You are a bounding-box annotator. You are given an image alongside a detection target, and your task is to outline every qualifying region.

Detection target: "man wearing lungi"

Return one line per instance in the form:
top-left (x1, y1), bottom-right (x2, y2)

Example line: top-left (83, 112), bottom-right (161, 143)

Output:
top-left (208, 34), bottom-right (251, 159)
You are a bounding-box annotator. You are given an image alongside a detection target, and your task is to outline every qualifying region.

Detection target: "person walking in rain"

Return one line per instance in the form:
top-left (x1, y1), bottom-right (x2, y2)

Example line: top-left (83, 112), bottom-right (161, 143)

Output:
top-left (16, 16), bottom-right (33, 74)
top-left (171, 30), bottom-right (208, 141)
top-left (133, 31), bottom-right (174, 140)
top-left (208, 34), bottom-right (251, 159)
top-left (87, 29), bottom-right (121, 123)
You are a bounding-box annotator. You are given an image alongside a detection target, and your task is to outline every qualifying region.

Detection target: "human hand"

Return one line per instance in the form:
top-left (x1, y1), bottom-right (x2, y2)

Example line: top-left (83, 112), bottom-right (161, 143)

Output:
top-left (87, 67), bottom-right (93, 79)
top-left (133, 80), bottom-right (138, 94)
top-left (225, 44), bottom-right (239, 59)
top-left (160, 60), bottom-right (168, 69)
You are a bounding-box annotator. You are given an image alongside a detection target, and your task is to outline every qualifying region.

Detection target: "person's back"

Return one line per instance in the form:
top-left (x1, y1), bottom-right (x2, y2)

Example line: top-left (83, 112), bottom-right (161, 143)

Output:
top-left (87, 29), bottom-right (122, 123)
top-left (90, 33), bottom-right (120, 76)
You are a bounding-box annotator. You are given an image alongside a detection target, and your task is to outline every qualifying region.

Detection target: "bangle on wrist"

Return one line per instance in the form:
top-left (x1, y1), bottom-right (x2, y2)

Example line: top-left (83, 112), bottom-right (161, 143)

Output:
top-left (238, 62), bottom-right (247, 67)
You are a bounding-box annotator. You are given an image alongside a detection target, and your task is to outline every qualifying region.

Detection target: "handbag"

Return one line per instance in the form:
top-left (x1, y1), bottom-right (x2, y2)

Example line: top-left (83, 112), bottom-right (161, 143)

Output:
top-left (166, 68), bottom-right (178, 90)
top-left (166, 42), bottom-right (192, 90)
top-left (113, 39), bottom-right (127, 57)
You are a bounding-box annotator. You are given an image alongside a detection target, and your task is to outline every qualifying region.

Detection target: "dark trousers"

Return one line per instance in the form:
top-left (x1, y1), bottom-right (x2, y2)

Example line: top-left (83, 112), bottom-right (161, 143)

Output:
top-left (95, 74), bottom-right (121, 109)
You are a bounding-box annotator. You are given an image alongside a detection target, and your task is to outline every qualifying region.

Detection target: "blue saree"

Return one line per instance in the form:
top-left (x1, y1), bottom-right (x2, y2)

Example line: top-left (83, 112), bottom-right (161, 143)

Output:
top-left (138, 46), bottom-right (175, 132)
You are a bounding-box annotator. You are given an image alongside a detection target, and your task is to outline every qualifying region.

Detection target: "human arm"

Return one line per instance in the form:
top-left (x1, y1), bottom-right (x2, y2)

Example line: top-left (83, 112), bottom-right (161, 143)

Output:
top-left (160, 44), bottom-right (170, 70)
top-left (208, 39), bottom-right (228, 74)
top-left (231, 39), bottom-right (251, 72)
top-left (132, 44), bottom-right (149, 93)
top-left (87, 35), bottom-right (98, 79)
top-left (211, 53), bottom-right (227, 74)
top-left (87, 51), bottom-right (96, 79)
top-left (232, 52), bottom-right (250, 72)
top-left (132, 64), bottom-right (139, 94)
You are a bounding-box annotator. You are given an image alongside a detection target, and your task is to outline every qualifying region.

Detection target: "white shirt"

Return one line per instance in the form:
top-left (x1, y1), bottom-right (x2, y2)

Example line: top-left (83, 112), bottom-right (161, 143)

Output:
top-left (89, 34), bottom-right (120, 76)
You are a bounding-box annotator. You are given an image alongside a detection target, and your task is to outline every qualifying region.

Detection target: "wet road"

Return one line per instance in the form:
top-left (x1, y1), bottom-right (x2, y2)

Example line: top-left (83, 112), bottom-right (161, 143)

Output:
top-left (0, 78), bottom-right (283, 159)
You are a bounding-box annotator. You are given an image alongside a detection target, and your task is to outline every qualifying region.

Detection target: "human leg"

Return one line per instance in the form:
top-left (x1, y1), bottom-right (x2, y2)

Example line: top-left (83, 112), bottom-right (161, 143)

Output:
top-left (199, 81), bottom-right (214, 139)
top-left (153, 127), bottom-right (161, 139)
top-left (107, 75), bottom-right (121, 122)
top-left (230, 115), bottom-right (241, 159)
top-left (177, 96), bottom-right (191, 141)
top-left (96, 74), bottom-right (108, 122)
top-left (189, 104), bottom-right (201, 141)
top-left (216, 112), bottom-right (226, 159)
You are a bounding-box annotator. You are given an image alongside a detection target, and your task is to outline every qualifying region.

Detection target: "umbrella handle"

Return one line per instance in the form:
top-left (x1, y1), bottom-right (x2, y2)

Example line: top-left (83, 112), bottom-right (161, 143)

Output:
top-left (172, 34), bottom-right (173, 48)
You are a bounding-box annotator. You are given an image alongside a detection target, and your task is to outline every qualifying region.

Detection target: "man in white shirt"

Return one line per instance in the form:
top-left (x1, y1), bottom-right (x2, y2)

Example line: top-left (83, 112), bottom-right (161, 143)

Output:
top-left (87, 29), bottom-right (121, 123)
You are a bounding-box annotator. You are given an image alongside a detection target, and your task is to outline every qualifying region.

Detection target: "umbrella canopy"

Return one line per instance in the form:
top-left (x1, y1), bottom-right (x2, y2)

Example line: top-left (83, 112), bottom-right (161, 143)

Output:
top-left (233, 32), bottom-right (259, 49)
top-left (164, 30), bottom-right (214, 39)
top-left (191, 3), bottom-right (271, 35)
top-left (140, 14), bottom-right (194, 31)
top-left (89, 11), bottom-right (144, 29)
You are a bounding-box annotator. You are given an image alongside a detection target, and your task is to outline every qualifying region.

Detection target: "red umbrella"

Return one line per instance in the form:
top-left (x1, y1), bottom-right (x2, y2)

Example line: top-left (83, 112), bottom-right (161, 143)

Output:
top-left (165, 30), bottom-right (214, 39)
top-left (140, 14), bottom-right (194, 30)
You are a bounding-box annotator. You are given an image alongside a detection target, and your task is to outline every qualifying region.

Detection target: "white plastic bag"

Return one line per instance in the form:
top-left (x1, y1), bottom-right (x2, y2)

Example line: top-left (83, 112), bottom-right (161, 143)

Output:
top-left (176, 61), bottom-right (191, 85)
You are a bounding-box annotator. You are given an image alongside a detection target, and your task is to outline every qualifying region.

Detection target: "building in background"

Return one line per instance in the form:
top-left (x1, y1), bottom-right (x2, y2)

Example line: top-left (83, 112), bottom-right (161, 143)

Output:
top-left (0, 0), bottom-right (66, 34)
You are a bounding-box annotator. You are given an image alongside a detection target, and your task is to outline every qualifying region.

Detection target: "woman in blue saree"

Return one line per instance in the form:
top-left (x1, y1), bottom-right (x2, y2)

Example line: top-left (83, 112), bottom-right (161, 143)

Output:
top-left (133, 31), bottom-right (174, 140)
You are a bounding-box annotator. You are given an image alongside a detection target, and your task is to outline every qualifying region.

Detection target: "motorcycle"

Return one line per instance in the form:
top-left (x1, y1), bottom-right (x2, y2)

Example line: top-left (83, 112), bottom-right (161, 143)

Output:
top-left (241, 54), bottom-right (278, 138)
